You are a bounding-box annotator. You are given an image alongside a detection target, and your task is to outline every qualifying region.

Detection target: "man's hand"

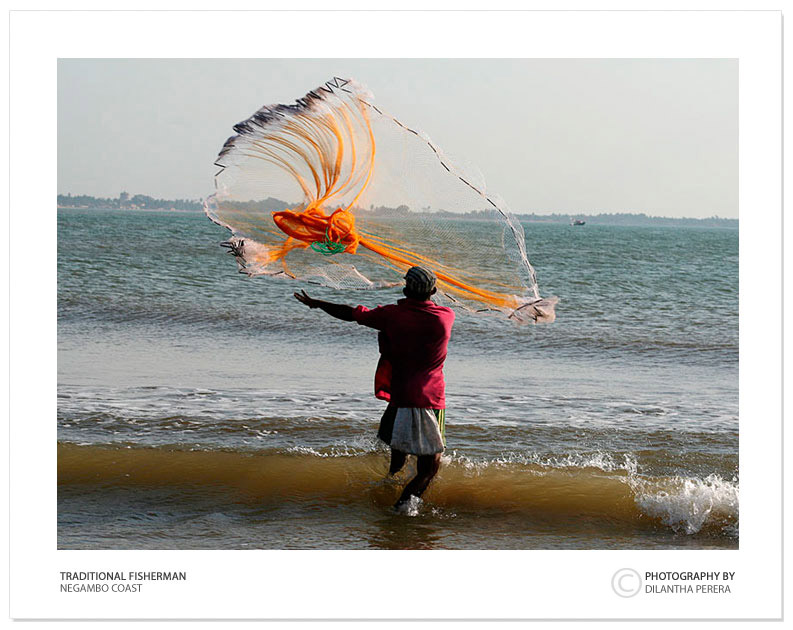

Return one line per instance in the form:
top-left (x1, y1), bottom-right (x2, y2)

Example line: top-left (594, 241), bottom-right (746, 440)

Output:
top-left (294, 290), bottom-right (319, 309)
top-left (294, 290), bottom-right (355, 321)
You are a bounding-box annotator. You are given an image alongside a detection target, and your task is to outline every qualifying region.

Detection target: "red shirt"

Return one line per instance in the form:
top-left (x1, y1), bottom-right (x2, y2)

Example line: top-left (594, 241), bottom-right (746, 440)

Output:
top-left (353, 298), bottom-right (454, 408)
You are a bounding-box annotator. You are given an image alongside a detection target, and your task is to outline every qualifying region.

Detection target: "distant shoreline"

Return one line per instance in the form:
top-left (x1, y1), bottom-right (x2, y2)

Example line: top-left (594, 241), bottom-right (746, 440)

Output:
top-left (58, 205), bottom-right (200, 213)
top-left (57, 194), bottom-right (738, 229)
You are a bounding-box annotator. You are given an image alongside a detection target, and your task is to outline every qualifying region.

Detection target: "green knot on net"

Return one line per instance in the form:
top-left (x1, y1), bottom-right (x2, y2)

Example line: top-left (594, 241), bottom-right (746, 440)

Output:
top-left (310, 229), bottom-right (347, 256)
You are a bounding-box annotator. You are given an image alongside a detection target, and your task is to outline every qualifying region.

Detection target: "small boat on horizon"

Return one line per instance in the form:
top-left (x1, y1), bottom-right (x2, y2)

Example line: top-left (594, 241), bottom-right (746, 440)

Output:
top-left (571, 218), bottom-right (586, 226)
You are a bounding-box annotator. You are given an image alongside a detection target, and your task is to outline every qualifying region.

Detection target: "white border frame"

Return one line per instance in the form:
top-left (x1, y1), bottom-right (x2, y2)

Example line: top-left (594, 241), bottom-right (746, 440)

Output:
top-left (8, 7), bottom-right (782, 621)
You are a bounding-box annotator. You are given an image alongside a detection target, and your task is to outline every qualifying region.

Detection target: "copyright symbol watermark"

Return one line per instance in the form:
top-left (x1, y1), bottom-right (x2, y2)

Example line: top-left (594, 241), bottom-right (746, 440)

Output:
top-left (612, 568), bottom-right (642, 597)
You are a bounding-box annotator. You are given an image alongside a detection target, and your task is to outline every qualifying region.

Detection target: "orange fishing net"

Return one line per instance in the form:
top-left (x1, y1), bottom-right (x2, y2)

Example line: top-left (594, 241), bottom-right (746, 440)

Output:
top-left (205, 77), bottom-right (557, 323)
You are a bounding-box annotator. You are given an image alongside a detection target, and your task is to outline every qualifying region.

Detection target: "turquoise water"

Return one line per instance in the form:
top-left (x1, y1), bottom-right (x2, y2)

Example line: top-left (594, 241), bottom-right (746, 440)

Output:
top-left (58, 209), bottom-right (738, 549)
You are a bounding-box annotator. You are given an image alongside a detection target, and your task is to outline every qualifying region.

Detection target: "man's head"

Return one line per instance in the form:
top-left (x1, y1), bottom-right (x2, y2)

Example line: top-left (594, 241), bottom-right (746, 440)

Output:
top-left (403, 266), bottom-right (437, 300)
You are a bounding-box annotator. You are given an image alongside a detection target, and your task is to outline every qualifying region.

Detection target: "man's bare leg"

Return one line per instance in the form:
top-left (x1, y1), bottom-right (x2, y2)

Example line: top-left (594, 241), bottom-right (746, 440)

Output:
top-left (394, 452), bottom-right (442, 508)
top-left (389, 448), bottom-right (407, 476)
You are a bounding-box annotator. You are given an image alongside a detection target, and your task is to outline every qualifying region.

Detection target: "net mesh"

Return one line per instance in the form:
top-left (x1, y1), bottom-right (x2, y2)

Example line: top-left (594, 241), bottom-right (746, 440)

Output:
top-left (205, 77), bottom-right (557, 323)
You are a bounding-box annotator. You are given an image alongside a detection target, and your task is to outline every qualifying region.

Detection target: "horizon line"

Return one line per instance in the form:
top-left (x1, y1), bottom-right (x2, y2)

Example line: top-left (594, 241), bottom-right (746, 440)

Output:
top-left (55, 192), bottom-right (738, 222)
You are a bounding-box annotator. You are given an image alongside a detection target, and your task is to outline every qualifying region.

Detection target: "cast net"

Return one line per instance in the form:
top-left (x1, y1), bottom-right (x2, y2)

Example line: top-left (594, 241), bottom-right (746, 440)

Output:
top-left (205, 77), bottom-right (557, 323)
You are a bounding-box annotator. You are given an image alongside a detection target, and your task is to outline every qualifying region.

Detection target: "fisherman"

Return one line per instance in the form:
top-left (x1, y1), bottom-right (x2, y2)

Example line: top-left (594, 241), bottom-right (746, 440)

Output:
top-left (294, 266), bottom-right (454, 510)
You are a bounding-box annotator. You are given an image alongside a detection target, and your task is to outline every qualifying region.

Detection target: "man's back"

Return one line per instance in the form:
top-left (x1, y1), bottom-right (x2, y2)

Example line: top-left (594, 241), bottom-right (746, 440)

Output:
top-left (353, 298), bottom-right (454, 408)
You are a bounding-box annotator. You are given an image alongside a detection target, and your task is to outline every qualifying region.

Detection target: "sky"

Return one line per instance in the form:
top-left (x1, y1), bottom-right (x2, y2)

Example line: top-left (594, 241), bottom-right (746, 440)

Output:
top-left (58, 58), bottom-right (737, 218)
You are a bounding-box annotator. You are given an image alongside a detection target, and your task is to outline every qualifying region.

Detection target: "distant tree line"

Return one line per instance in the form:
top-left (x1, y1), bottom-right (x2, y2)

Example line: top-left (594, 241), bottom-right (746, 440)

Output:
top-left (57, 193), bottom-right (738, 227)
top-left (57, 192), bottom-right (203, 211)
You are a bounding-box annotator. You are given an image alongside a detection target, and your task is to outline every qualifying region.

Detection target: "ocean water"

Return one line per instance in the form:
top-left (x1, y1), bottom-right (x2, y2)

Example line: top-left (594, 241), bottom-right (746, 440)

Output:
top-left (57, 209), bottom-right (739, 549)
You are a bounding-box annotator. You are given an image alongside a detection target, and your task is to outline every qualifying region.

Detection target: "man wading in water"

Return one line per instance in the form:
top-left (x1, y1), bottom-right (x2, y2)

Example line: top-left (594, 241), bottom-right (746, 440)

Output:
top-left (295, 266), bottom-right (454, 510)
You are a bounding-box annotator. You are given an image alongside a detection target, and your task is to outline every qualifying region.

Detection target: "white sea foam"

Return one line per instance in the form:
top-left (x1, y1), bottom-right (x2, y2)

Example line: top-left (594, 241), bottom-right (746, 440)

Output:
top-left (285, 439), bottom-right (378, 458)
top-left (443, 449), bottom-right (639, 475)
top-left (395, 495), bottom-right (423, 517)
top-left (630, 473), bottom-right (739, 535)
top-left (443, 449), bottom-right (737, 536)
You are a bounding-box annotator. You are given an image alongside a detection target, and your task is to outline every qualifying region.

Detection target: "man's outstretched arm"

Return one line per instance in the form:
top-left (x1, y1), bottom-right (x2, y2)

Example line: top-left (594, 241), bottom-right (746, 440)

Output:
top-left (294, 290), bottom-right (354, 321)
